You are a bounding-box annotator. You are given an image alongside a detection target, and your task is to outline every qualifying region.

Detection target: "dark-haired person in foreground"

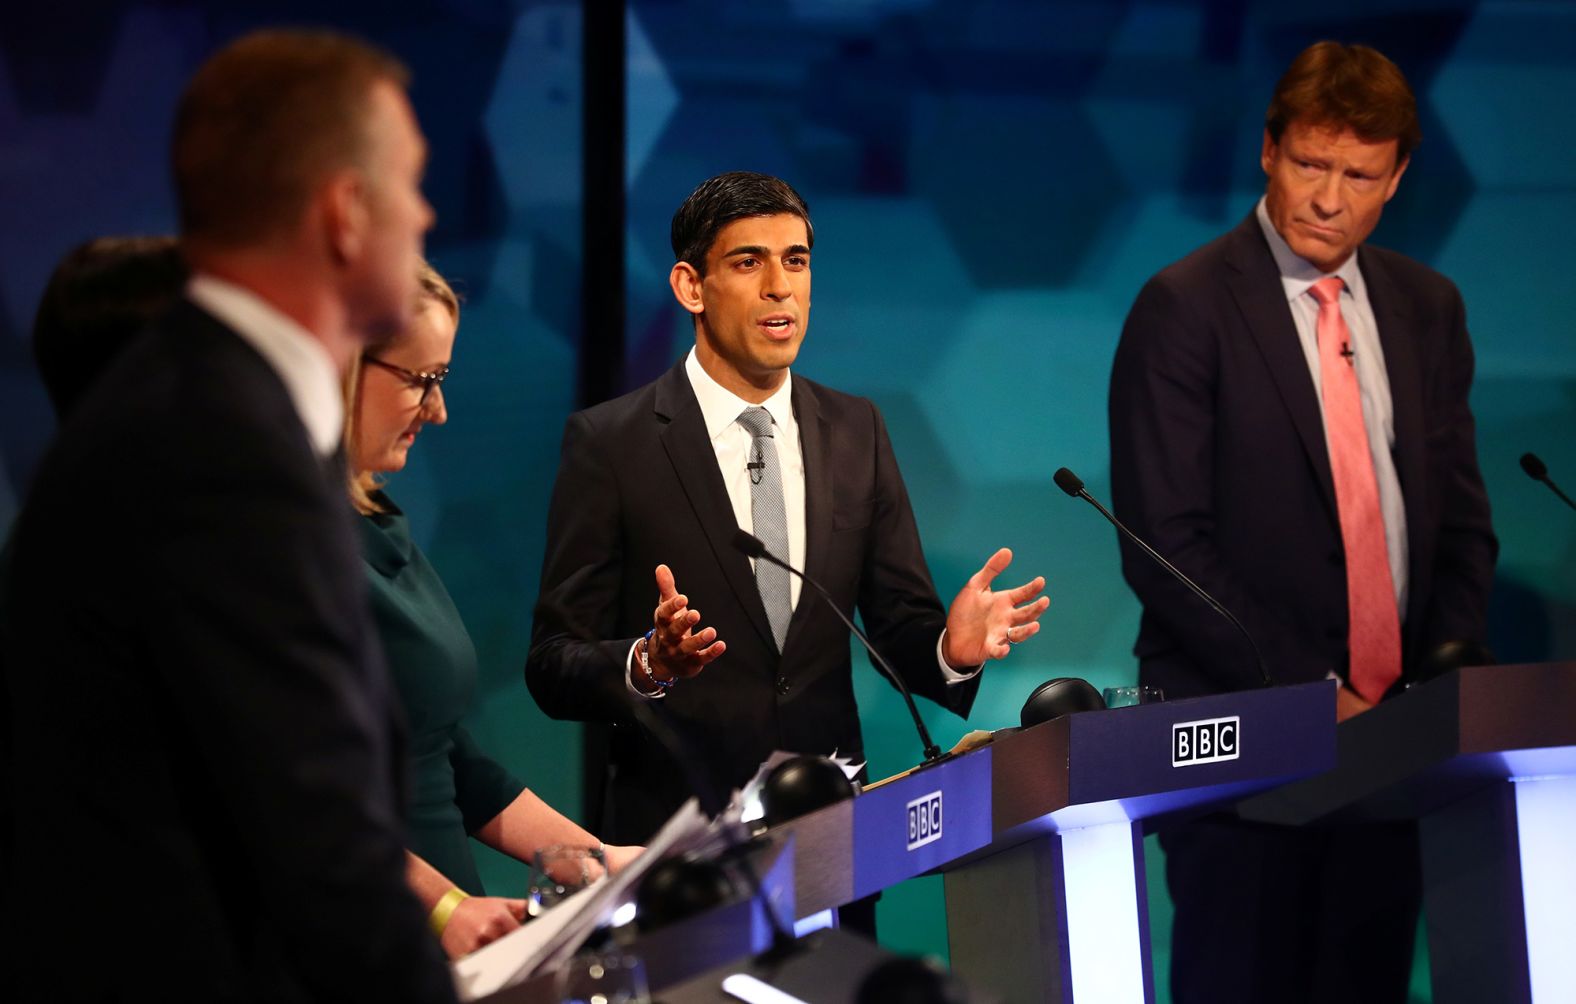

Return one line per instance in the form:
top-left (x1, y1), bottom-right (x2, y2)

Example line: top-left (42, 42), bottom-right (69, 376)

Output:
top-left (1108, 42), bottom-right (1496, 1003)
top-left (0, 234), bottom-right (188, 963)
top-left (527, 172), bottom-right (1049, 862)
top-left (31, 235), bottom-right (188, 419)
top-left (3, 31), bottom-right (455, 1001)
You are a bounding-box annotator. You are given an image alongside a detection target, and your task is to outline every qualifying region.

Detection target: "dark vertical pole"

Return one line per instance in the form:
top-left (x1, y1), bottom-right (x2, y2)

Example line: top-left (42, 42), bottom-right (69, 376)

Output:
top-left (580, 0), bottom-right (626, 406)
top-left (578, 0), bottom-right (625, 828)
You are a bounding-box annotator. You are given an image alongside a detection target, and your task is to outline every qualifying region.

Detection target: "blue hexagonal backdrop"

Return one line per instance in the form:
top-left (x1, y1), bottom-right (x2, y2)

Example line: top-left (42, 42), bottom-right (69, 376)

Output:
top-left (3, 4), bottom-right (1574, 1001)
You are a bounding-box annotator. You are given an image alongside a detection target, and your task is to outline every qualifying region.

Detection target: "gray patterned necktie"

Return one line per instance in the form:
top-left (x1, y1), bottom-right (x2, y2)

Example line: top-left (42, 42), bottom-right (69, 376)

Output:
top-left (738, 406), bottom-right (791, 651)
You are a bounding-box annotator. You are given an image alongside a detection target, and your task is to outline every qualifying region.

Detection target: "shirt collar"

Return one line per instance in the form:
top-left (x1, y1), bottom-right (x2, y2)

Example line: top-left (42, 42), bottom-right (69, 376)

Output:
top-left (185, 273), bottom-right (344, 458)
top-left (683, 346), bottom-right (795, 441)
top-left (1255, 195), bottom-right (1367, 305)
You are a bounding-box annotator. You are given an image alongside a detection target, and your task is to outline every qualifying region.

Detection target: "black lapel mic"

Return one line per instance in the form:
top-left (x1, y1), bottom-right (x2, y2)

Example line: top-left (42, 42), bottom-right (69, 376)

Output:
top-left (731, 529), bottom-right (944, 763)
top-left (1520, 453), bottom-right (1576, 513)
top-left (1052, 467), bottom-right (1273, 687)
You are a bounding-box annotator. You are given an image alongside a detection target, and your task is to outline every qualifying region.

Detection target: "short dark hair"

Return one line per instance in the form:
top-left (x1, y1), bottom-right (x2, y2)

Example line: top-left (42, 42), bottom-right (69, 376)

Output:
top-left (172, 29), bottom-right (409, 247)
top-left (1266, 41), bottom-right (1421, 163)
top-left (670, 172), bottom-right (813, 275)
top-left (32, 236), bottom-right (187, 419)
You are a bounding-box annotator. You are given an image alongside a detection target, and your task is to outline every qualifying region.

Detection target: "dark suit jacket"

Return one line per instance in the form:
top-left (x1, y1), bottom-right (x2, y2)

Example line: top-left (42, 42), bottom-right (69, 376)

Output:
top-left (527, 359), bottom-right (977, 843)
top-left (1108, 211), bottom-right (1497, 700)
top-left (1, 302), bottom-right (453, 1001)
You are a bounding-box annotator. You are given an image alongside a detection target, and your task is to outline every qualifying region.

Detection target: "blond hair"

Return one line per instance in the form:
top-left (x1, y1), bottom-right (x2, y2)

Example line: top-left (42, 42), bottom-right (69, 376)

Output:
top-left (346, 259), bottom-right (459, 515)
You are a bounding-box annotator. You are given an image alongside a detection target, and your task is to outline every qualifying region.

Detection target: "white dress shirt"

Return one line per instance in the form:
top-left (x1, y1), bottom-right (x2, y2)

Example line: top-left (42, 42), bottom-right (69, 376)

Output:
top-left (684, 348), bottom-right (807, 610)
top-left (186, 273), bottom-right (344, 459)
top-left (626, 349), bottom-right (974, 698)
top-left (1256, 197), bottom-right (1409, 613)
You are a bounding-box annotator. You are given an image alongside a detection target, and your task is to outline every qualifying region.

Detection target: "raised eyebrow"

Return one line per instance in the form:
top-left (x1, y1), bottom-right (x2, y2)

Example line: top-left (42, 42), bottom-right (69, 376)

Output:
top-left (786, 244), bottom-right (811, 256)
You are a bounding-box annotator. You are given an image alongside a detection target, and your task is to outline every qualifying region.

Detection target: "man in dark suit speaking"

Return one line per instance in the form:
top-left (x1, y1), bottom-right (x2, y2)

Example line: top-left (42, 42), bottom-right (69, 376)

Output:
top-left (1108, 42), bottom-right (1497, 1004)
top-left (2, 31), bottom-right (454, 1001)
top-left (528, 172), bottom-right (1049, 845)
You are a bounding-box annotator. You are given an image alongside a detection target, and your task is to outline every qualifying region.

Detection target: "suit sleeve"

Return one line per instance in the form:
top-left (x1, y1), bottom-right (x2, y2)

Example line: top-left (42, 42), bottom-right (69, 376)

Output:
top-left (153, 420), bottom-right (455, 1002)
top-left (526, 410), bottom-right (642, 723)
top-left (855, 401), bottom-right (979, 717)
top-left (1418, 284), bottom-right (1497, 649)
top-left (1109, 274), bottom-right (1332, 691)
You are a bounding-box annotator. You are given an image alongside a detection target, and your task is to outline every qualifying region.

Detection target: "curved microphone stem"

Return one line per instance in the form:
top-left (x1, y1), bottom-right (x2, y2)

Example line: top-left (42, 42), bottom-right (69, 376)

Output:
top-left (1521, 452), bottom-right (1576, 513)
top-left (735, 531), bottom-right (943, 763)
top-left (1055, 469), bottom-right (1272, 687)
top-left (620, 697), bottom-right (797, 955)
top-left (791, 565), bottom-right (945, 763)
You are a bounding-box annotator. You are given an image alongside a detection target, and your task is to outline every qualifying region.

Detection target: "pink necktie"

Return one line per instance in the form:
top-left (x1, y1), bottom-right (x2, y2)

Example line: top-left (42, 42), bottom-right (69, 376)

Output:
top-left (1309, 277), bottom-right (1400, 703)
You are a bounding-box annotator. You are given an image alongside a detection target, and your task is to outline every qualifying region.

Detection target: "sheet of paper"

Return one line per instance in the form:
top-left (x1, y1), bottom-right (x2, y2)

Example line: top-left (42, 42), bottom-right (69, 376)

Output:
top-left (452, 797), bottom-right (729, 1000)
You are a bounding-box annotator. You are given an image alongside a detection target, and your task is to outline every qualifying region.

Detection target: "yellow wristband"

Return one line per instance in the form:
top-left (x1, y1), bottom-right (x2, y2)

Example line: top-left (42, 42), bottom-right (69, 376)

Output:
top-left (428, 887), bottom-right (470, 937)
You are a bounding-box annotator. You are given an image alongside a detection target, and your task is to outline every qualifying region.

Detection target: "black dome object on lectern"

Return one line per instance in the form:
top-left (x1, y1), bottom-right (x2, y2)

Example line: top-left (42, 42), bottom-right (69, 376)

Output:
top-left (761, 754), bottom-right (856, 827)
top-left (1020, 677), bottom-right (1106, 729)
top-left (856, 955), bottom-right (970, 1004)
top-left (635, 857), bottom-right (735, 933)
top-left (1417, 639), bottom-right (1496, 684)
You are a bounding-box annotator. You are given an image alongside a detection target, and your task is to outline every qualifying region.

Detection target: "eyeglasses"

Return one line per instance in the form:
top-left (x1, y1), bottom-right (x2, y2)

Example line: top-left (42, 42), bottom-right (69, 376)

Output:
top-left (363, 356), bottom-right (450, 407)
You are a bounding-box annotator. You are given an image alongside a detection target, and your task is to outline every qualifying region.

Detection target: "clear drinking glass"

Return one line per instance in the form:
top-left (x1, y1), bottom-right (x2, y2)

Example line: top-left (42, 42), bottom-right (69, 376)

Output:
top-left (1102, 685), bottom-right (1166, 709)
top-left (527, 844), bottom-right (607, 918)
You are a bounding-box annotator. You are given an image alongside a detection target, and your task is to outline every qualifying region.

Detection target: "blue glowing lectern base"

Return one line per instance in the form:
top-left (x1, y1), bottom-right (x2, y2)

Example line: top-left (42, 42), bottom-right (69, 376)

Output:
top-left (937, 680), bottom-right (1337, 1004)
top-left (1239, 662), bottom-right (1576, 1004)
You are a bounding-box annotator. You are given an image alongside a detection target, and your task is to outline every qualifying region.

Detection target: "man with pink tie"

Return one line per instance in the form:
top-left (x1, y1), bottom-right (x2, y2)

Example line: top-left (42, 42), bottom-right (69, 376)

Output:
top-left (1108, 41), bottom-right (1496, 1004)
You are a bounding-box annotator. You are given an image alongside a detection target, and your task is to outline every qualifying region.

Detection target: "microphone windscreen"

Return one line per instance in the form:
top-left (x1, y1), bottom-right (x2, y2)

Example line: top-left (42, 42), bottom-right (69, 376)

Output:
top-left (1520, 452), bottom-right (1548, 480)
top-left (1418, 639), bottom-right (1496, 683)
top-left (1020, 677), bottom-right (1105, 728)
top-left (731, 529), bottom-right (766, 558)
top-left (761, 754), bottom-right (856, 827)
top-left (635, 857), bottom-right (736, 933)
top-left (1053, 467), bottom-right (1085, 497)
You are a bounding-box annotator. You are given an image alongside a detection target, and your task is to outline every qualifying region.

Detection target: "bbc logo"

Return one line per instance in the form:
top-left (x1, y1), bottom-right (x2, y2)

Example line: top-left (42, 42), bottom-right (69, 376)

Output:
top-left (1172, 715), bottom-right (1240, 767)
top-left (906, 791), bottom-right (943, 850)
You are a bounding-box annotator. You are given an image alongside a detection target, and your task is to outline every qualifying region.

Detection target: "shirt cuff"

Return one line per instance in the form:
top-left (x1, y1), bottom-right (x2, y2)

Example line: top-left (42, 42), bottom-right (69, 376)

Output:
top-left (625, 638), bottom-right (666, 700)
top-left (937, 630), bottom-right (981, 684)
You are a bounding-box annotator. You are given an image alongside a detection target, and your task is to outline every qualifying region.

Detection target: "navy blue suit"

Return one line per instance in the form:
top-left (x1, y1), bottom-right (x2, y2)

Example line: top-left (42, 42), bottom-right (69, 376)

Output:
top-left (2, 302), bottom-right (453, 1002)
top-left (1109, 212), bottom-right (1496, 1003)
top-left (527, 359), bottom-right (976, 844)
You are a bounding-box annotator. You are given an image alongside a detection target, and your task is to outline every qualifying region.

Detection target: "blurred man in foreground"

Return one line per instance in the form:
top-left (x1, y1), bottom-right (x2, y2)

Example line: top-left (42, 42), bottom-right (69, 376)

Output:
top-left (2, 30), bottom-right (455, 1001)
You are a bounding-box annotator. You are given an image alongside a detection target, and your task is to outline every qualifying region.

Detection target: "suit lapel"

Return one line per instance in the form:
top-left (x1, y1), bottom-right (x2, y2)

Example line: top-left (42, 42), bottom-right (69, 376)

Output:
top-left (1360, 247), bottom-right (1427, 622)
top-left (1224, 214), bottom-right (1338, 516)
top-left (787, 378), bottom-right (833, 650)
top-left (653, 362), bottom-right (778, 655)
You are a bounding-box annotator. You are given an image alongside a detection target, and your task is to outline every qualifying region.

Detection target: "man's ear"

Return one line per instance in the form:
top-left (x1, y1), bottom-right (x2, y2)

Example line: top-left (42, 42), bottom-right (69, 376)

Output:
top-left (1383, 153), bottom-right (1410, 203)
top-left (1260, 128), bottom-right (1278, 177)
top-left (322, 169), bottom-right (369, 265)
top-left (669, 260), bottom-right (705, 316)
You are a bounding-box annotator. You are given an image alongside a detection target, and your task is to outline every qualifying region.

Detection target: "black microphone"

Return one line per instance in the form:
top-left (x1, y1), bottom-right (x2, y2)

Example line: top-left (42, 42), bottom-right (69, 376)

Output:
top-left (731, 529), bottom-right (944, 763)
top-left (1520, 452), bottom-right (1576, 513)
top-left (1052, 467), bottom-right (1272, 687)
